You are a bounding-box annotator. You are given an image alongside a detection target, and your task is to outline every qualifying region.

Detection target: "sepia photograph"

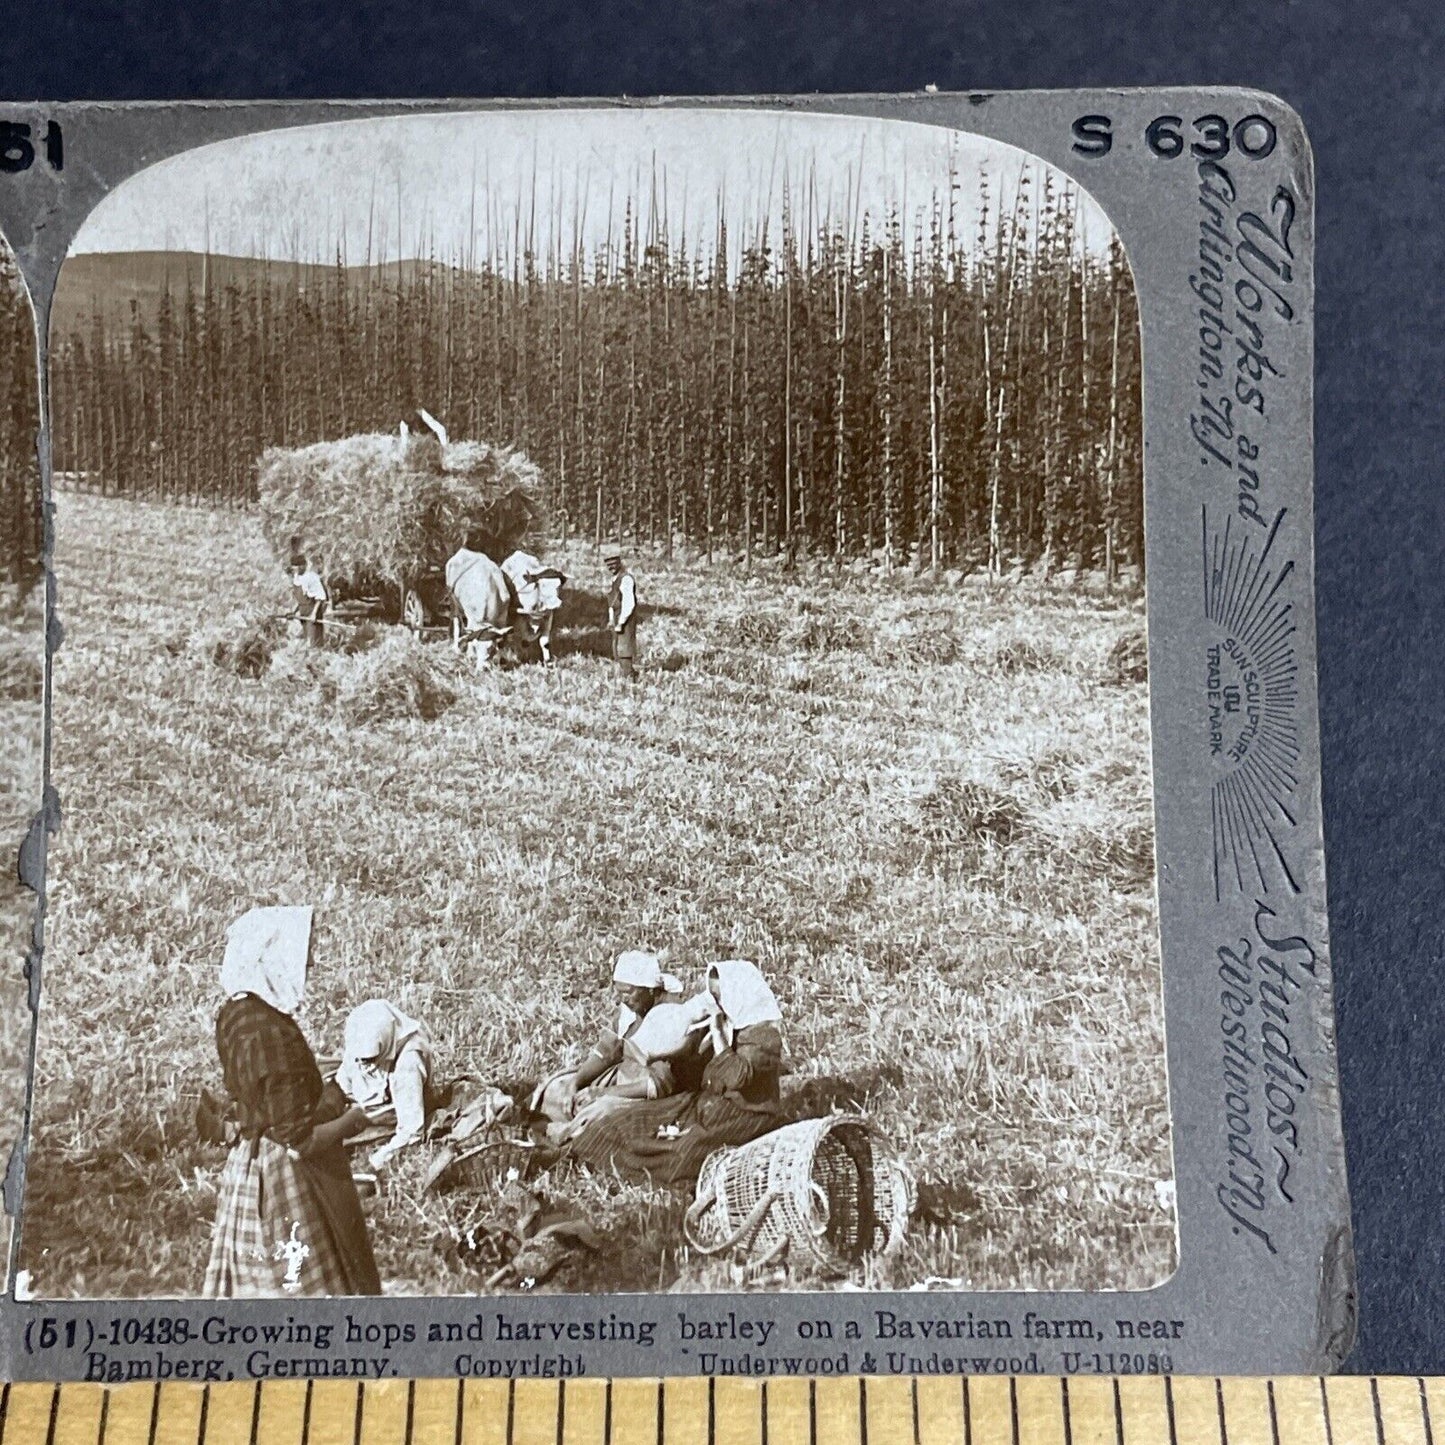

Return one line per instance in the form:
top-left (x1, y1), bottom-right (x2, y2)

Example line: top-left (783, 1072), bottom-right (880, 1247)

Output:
top-left (14, 108), bottom-right (1175, 1300)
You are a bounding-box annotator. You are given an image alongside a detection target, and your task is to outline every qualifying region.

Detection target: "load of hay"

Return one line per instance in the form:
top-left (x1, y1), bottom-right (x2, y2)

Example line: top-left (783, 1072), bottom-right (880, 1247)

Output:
top-left (255, 429), bottom-right (545, 594)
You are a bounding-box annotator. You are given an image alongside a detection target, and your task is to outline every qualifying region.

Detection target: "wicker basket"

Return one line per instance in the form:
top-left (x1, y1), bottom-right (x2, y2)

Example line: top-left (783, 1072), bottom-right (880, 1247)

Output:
top-left (683, 1114), bottom-right (914, 1276)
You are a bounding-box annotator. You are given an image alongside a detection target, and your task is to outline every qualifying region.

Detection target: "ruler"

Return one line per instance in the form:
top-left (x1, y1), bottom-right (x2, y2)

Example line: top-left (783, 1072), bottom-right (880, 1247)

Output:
top-left (0, 1376), bottom-right (1435, 1445)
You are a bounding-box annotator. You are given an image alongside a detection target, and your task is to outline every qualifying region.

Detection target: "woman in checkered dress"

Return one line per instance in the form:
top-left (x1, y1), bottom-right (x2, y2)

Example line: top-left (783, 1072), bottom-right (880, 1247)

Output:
top-left (203, 907), bottom-right (382, 1298)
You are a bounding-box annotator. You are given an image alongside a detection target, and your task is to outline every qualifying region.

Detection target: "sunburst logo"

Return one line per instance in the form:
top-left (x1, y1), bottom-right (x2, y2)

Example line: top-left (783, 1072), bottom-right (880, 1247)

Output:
top-left (1202, 507), bottom-right (1301, 900)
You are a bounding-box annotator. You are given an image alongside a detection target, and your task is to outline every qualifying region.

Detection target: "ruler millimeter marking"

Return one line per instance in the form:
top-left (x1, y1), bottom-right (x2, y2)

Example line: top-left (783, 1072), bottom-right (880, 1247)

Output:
top-left (0, 1378), bottom-right (1437, 1445)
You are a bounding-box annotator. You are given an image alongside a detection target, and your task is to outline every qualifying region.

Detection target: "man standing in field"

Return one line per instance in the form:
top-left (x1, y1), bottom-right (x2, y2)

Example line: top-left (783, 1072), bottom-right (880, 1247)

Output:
top-left (605, 546), bottom-right (639, 682)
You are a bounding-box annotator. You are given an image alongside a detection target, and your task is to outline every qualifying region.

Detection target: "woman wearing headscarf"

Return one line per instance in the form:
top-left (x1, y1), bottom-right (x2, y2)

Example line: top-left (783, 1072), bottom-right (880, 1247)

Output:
top-left (563, 960), bottom-right (787, 1189)
top-left (334, 999), bottom-right (435, 1173)
top-left (530, 950), bottom-right (690, 1137)
top-left (203, 906), bottom-right (382, 1298)
top-left (555, 990), bottom-right (717, 1143)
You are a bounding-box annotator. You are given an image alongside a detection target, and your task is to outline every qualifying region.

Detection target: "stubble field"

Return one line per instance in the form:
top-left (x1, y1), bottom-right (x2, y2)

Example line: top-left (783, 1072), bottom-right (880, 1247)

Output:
top-left (18, 490), bottom-right (1175, 1298)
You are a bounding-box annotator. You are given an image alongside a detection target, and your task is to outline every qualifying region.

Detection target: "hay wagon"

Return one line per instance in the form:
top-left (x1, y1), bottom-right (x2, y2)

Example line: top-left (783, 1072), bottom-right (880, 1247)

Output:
top-left (256, 426), bottom-right (544, 638)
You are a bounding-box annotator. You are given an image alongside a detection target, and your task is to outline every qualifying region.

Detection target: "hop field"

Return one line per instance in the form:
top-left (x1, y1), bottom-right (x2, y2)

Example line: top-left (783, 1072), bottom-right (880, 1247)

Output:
top-left (17, 491), bottom-right (1174, 1298)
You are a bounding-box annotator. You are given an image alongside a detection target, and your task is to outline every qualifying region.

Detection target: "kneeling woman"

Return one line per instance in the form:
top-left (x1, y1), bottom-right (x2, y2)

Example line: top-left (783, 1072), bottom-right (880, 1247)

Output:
top-left (564, 960), bottom-right (786, 1189)
top-left (204, 907), bottom-right (381, 1298)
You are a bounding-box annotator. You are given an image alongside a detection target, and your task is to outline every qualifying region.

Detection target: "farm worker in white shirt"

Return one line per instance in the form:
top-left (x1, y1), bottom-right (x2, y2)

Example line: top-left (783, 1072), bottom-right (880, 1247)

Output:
top-left (288, 551), bottom-right (329, 646)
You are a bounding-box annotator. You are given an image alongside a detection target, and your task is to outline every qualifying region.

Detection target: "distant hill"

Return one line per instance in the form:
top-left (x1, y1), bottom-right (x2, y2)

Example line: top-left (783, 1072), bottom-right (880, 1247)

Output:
top-left (51, 251), bottom-right (456, 339)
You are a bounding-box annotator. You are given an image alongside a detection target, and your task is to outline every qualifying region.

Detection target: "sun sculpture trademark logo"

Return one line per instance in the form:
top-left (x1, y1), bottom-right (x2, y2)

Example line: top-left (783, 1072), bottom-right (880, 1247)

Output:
top-left (1203, 507), bottom-right (1301, 901)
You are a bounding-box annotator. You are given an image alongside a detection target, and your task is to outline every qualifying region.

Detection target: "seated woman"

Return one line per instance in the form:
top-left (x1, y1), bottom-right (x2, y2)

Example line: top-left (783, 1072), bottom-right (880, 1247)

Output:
top-left (204, 906), bottom-right (381, 1298)
top-left (333, 999), bottom-right (436, 1173)
top-left (531, 950), bottom-right (685, 1137)
top-left (557, 992), bottom-right (715, 1142)
top-left (562, 959), bottom-right (787, 1190)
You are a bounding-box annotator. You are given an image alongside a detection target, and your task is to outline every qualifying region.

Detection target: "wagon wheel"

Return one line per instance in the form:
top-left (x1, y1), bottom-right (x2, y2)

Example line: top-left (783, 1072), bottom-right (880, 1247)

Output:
top-left (400, 587), bottom-right (428, 633)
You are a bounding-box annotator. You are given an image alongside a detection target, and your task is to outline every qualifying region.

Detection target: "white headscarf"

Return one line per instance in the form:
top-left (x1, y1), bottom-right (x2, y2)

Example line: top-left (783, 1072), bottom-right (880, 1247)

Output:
top-left (613, 950), bottom-right (683, 1036)
top-left (612, 950), bottom-right (683, 994)
top-left (220, 906), bottom-right (313, 1016)
top-left (336, 999), bottom-right (428, 1107)
top-left (707, 960), bottom-right (784, 1045)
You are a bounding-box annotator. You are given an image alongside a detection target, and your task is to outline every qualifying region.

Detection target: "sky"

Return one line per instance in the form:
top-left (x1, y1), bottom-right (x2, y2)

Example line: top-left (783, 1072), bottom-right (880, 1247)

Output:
top-left (71, 108), bottom-right (1117, 273)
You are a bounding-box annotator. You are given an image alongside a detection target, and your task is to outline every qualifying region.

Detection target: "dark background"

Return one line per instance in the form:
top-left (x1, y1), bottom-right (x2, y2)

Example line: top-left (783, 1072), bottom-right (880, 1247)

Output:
top-left (4, 0), bottom-right (1441, 1374)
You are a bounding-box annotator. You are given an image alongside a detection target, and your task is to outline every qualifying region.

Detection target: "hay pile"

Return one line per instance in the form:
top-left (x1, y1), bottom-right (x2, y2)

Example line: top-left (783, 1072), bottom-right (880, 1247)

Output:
top-left (990, 636), bottom-right (1058, 675)
top-left (1028, 797), bottom-right (1156, 892)
top-left (329, 631), bottom-right (459, 725)
top-left (201, 606), bottom-right (458, 724)
top-left (265, 631), bottom-right (460, 725)
top-left (198, 613), bottom-right (286, 679)
top-left (917, 777), bottom-right (1024, 850)
top-left (256, 431), bottom-right (545, 586)
top-left (1104, 628), bottom-right (1149, 686)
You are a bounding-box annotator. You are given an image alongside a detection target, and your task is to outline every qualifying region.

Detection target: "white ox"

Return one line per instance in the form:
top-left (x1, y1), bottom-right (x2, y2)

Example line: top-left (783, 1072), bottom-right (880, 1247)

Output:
top-left (445, 547), bottom-right (513, 670)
